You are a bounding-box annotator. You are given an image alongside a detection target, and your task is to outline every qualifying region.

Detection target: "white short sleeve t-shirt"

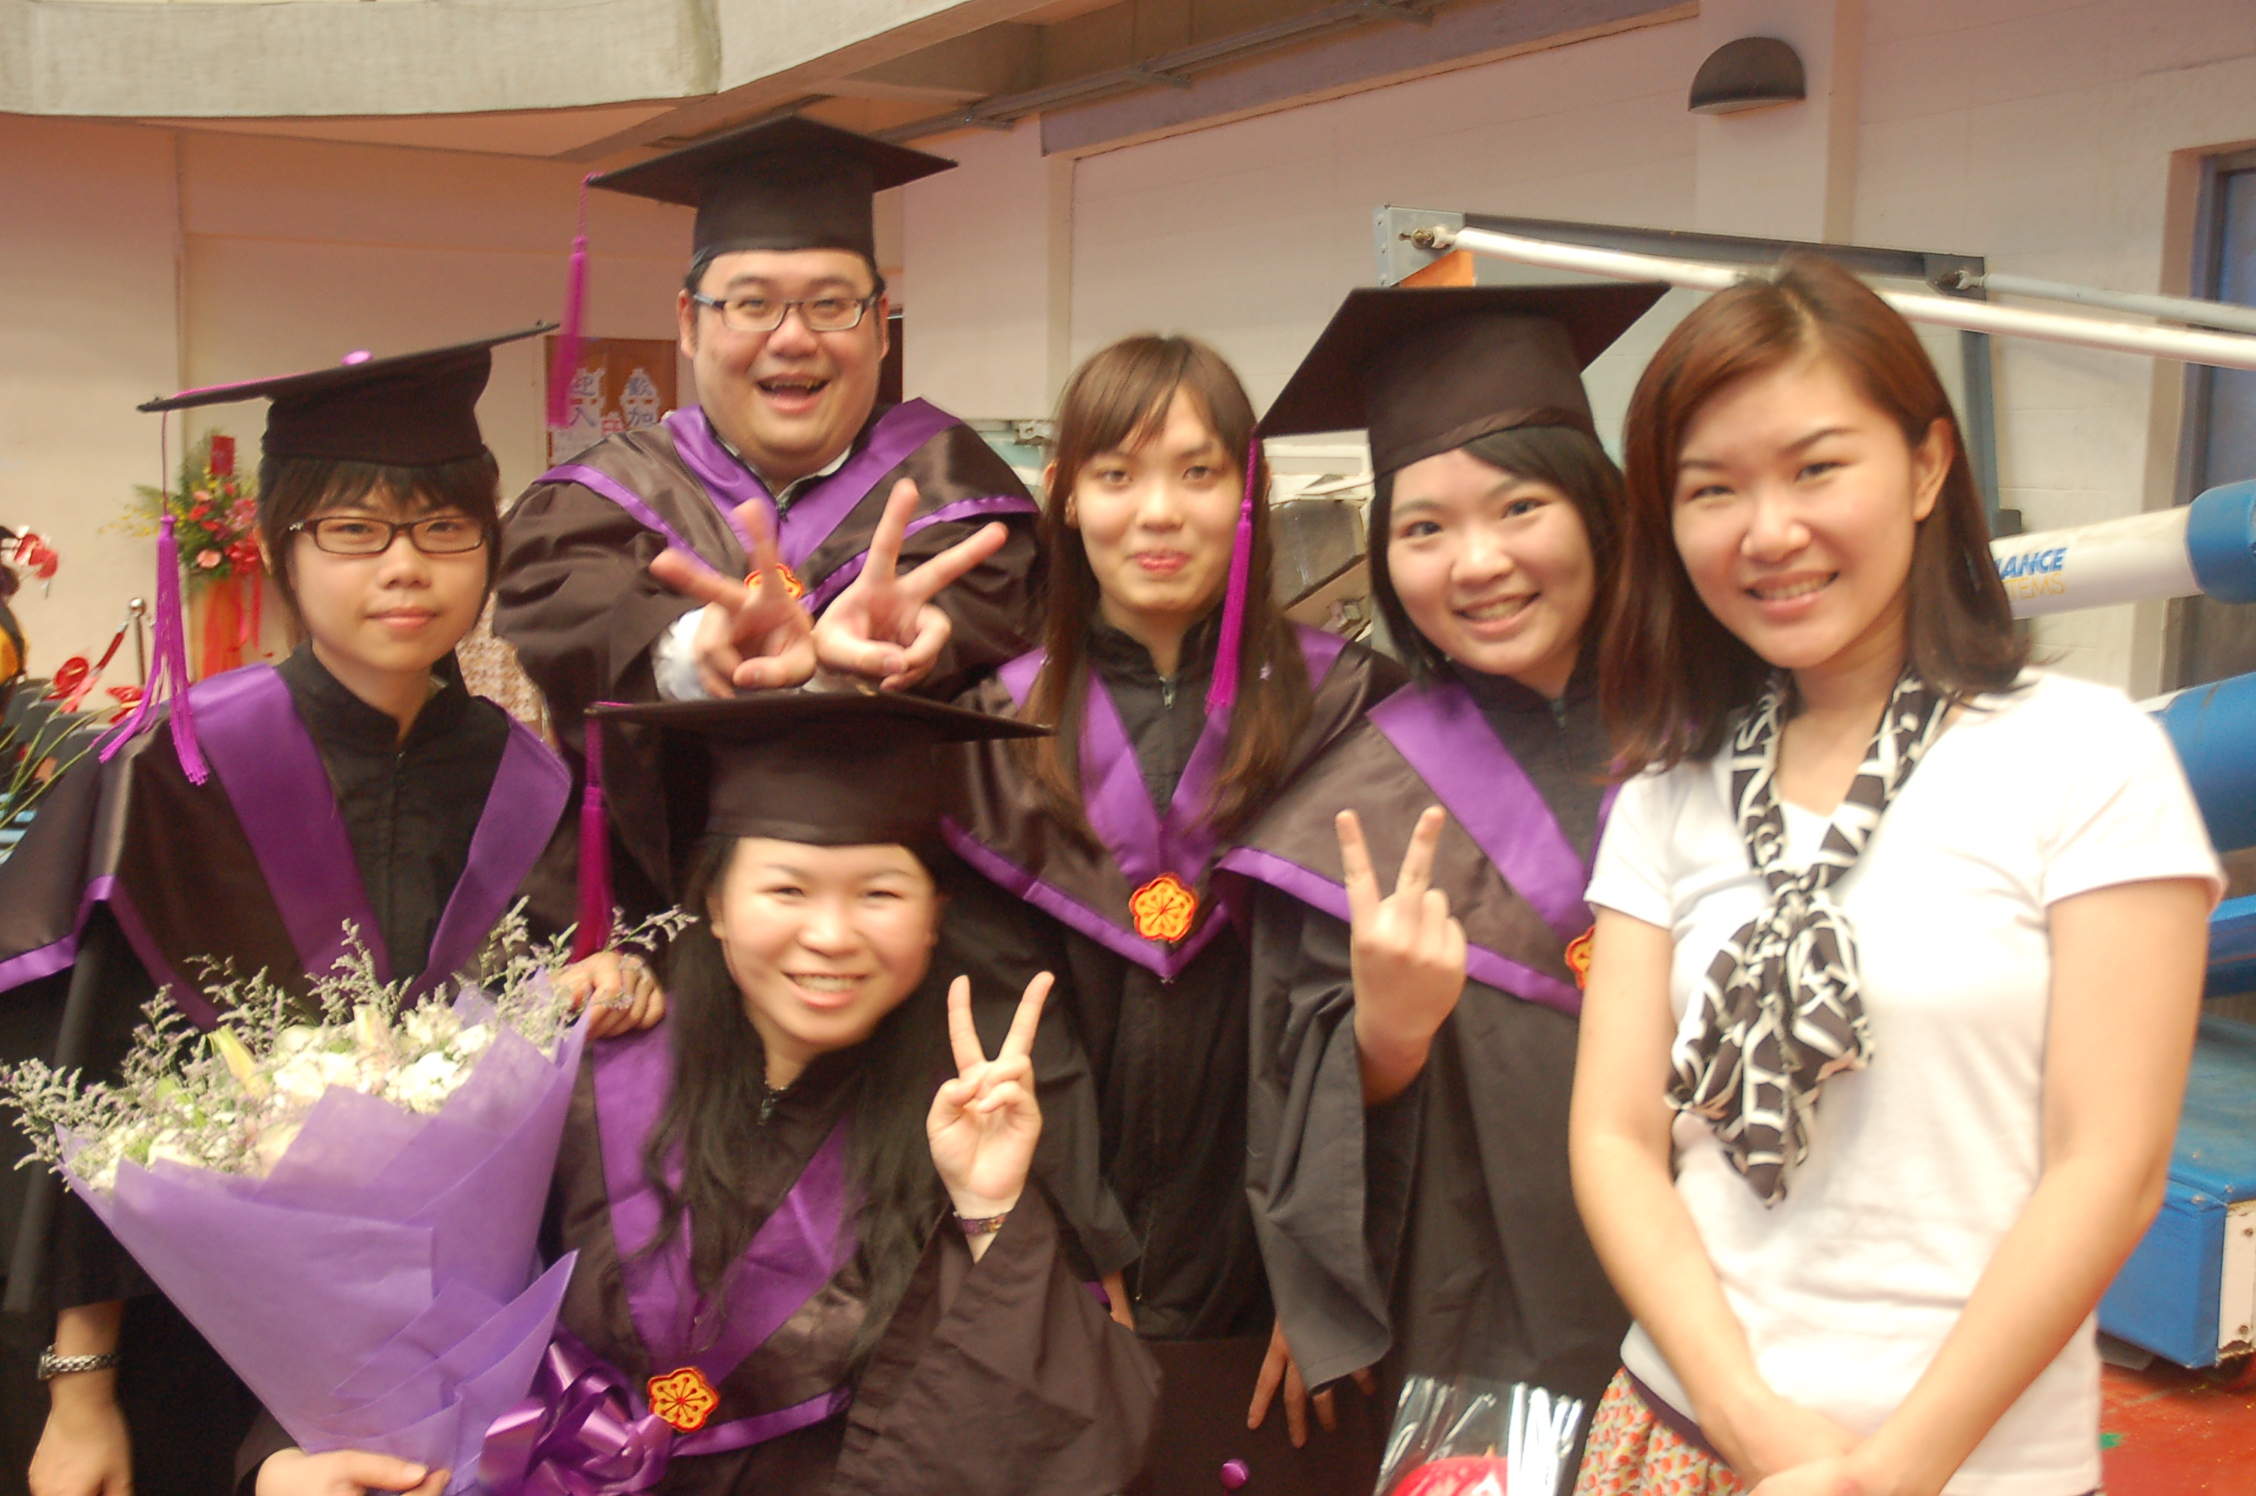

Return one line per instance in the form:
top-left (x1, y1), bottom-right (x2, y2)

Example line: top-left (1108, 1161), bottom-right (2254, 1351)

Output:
top-left (1586, 671), bottom-right (2221, 1496)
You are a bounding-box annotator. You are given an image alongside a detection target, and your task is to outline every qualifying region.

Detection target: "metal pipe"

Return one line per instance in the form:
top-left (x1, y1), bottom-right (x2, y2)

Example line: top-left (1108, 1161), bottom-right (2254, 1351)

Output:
top-left (1943, 269), bottom-right (2256, 338)
top-left (1425, 223), bottom-right (2256, 373)
top-left (1992, 480), bottom-right (2256, 619)
top-left (2152, 672), bottom-right (2256, 853)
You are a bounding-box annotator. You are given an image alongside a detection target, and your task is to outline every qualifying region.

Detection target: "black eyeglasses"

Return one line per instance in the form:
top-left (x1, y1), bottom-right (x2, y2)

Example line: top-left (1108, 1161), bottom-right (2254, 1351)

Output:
top-left (289, 514), bottom-right (489, 557)
top-left (689, 291), bottom-right (881, 334)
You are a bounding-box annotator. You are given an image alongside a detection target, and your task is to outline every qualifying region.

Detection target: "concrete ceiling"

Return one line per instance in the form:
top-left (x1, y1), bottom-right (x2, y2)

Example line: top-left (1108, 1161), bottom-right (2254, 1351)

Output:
top-left (43, 0), bottom-right (1672, 170)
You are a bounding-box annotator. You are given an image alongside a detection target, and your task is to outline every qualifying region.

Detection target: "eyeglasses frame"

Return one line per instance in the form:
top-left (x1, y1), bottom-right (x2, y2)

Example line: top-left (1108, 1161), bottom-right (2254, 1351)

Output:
top-left (286, 514), bottom-right (491, 558)
top-left (688, 290), bottom-right (883, 335)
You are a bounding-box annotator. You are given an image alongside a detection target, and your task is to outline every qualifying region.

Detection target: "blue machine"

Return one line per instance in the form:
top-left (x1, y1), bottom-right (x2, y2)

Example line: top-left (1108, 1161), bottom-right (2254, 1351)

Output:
top-left (2099, 1017), bottom-right (2256, 1367)
top-left (2096, 685), bottom-right (2256, 1366)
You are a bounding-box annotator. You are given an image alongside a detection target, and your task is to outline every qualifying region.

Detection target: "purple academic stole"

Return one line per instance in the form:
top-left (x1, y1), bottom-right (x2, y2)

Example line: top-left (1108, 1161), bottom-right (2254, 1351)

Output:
top-left (103, 665), bottom-right (568, 1027)
top-left (544, 402), bottom-right (1036, 613)
top-left (590, 1022), bottom-right (855, 1451)
top-left (1222, 680), bottom-right (1613, 1017)
top-left (944, 626), bottom-right (1347, 980)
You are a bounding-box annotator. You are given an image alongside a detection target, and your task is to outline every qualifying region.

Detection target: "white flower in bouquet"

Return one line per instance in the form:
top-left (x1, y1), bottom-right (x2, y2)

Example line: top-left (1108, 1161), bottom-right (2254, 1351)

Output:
top-left (1, 908), bottom-right (688, 1193)
top-left (0, 905), bottom-right (690, 1488)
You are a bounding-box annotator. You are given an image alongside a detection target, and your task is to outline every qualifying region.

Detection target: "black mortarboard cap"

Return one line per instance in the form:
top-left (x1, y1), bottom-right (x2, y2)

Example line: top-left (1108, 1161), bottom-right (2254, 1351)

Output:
top-left (1260, 284), bottom-right (1670, 476)
top-left (589, 691), bottom-right (1045, 851)
top-left (139, 325), bottom-right (550, 467)
top-left (589, 115), bottom-right (955, 263)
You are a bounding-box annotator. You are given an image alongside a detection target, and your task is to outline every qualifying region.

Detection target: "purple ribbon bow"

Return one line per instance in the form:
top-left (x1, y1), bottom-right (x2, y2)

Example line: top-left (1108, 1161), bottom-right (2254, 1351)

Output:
top-left (480, 1331), bottom-right (673, 1496)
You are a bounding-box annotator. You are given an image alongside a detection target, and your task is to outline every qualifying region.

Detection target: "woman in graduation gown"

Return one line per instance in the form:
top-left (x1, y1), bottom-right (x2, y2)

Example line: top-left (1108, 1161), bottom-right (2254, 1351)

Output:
top-left (7, 332), bottom-right (657, 1496)
top-left (939, 335), bottom-right (1404, 1494)
top-left (1221, 284), bottom-right (1665, 1425)
top-left (243, 691), bottom-right (1160, 1496)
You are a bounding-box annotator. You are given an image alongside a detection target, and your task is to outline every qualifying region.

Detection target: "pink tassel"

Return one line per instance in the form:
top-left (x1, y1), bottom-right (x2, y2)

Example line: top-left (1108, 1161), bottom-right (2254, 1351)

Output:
top-left (100, 512), bottom-right (207, 784)
top-left (546, 174), bottom-right (594, 430)
top-left (1205, 437), bottom-right (1261, 718)
top-left (569, 717), bottom-right (613, 961)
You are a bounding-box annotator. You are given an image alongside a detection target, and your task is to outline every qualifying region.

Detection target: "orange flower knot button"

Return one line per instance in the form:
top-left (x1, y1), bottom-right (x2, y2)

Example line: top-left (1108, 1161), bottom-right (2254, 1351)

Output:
top-left (647, 1366), bottom-right (720, 1433)
top-left (1130, 873), bottom-right (1199, 944)
top-left (1565, 926), bottom-right (1595, 989)
top-left (747, 562), bottom-right (808, 601)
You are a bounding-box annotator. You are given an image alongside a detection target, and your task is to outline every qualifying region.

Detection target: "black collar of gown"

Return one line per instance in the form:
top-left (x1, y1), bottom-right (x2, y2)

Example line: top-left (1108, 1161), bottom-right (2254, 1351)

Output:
top-left (1446, 638), bottom-right (1599, 720)
top-left (276, 641), bottom-right (475, 753)
top-left (1085, 609), bottom-right (1221, 686)
top-left (750, 1031), bottom-right (868, 1126)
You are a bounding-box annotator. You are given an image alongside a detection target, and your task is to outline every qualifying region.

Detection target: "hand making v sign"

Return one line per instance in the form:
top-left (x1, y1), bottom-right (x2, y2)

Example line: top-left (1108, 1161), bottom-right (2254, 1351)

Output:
top-left (812, 478), bottom-right (1009, 692)
top-left (928, 970), bottom-right (1052, 1261)
top-left (649, 499), bottom-right (817, 695)
top-left (1341, 805), bottom-right (1468, 1107)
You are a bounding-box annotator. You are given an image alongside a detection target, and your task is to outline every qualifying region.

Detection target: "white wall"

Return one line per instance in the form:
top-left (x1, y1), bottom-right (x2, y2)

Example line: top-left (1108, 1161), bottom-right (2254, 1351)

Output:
top-left (1851, 0), bottom-right (2256, 688)
top-left (1, 116), bottom-right (694, 677)
top-left (901, 121), bottom-right (1074, 421)
top-left (1069, 18), bottom-right (1704, 411)
top-left (1026, 0), bottom-right (2256, 693)
top-left (0, 118), bottom-right (183, 682)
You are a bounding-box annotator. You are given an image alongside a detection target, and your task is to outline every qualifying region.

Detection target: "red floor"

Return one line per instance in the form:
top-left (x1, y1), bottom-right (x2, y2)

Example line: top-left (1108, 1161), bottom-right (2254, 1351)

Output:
top-left (2100, 1359), bottom-right (2256, 1493)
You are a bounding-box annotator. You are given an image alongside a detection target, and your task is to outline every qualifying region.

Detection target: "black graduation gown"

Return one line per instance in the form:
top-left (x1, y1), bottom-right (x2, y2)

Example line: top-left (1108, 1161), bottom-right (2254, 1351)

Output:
top-left (1226, 660), bottom-right (1629, 1419)
top-left (493, 401), bottom-right (1041, 911)
top-left (939, 618), bottom-right (1405, 1496)
top-left (0, 647), bottom-right (573, 1496)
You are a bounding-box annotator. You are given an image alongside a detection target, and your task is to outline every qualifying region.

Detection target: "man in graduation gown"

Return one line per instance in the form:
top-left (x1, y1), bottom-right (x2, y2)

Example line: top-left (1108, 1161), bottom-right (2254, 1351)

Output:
top-left (1221, 285), bottom-right (1666, 1432)
top-left (495, 116), bottom-right (1042, 912)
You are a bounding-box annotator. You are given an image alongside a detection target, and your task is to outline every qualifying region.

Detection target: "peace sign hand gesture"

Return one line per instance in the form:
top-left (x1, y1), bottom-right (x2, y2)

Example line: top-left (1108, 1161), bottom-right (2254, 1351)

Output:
top-left (649, 499), bottom-right (816, 695)
top-left (812, 479), bottom-right (1009, 692)
top-left (1341, 806), bottom-right (1468, 1105)
top-left (928, 972), bottom-right (1051, 1232)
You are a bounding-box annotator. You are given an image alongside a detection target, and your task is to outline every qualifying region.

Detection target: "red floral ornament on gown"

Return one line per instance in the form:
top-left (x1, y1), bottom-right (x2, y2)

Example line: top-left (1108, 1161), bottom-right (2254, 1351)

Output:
top-left (646, 1366), bottom-right (720, 1433)
top-left (1130, 872), bottom-right (1198, 943)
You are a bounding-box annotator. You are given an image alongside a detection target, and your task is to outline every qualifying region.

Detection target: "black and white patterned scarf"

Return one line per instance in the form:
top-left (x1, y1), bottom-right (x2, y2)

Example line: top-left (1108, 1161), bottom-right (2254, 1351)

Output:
top-left (1668, 669), bottom-right (1950, 1205)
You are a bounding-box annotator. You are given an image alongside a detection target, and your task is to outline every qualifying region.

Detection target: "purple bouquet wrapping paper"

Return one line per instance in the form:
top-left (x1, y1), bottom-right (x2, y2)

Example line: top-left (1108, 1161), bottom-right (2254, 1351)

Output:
top-left (58, 988), bottom-right (587, 1492)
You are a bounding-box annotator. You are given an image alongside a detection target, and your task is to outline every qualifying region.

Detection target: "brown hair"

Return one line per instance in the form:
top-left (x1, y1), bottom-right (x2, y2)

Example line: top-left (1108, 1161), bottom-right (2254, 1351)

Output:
top-left (1021, 334), bottom-right (1311, 839)
top-left (257, 450), bottom-right (503, 627)
top-left (1369, 423), bottom-right (1624, 683)
top-left (1603, 252), bottom-right (2024, 772)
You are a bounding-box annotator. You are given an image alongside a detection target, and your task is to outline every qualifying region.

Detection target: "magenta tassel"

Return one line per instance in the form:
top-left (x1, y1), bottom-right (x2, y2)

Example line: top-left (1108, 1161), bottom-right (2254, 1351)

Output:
top-left (570, 717), bottom-right (613, 961)
top-left (1205, 438), bottom-right (1261, 718)
top-left (100, 513), bottom-right (207, 784)
top-left (546, 174), bottom-right (594, 430)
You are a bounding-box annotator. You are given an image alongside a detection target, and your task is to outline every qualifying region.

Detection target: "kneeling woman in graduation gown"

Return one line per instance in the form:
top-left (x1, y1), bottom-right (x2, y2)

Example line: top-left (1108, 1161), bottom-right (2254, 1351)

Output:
top-left (4, 331), bottom-right (666, 1496)
top-left (246, 691), bottom-right (1161, 1496)
top-left (1223, 285), bottom-right (1663, 1418)
top-left (940, 336), bottom-right (1404, 1492)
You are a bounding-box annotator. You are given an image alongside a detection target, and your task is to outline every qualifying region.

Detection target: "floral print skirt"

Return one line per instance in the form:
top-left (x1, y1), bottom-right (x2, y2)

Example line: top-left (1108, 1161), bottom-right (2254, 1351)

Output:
top-left (1572, 1370), bottom-right (1748, 1496)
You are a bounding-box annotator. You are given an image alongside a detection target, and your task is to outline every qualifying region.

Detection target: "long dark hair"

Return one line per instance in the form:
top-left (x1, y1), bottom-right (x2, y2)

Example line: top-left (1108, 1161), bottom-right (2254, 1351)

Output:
top-left (257, 450), bottom-right (503, 628)
top-left (1604, 252), bottom-right (2024, 772)
top-left (644, 837), bottom-right (948, 1366)
top-left (1368, 423), bottom-right (1624, 683)
top-left (1023, 334), bottom-right (1311, 838)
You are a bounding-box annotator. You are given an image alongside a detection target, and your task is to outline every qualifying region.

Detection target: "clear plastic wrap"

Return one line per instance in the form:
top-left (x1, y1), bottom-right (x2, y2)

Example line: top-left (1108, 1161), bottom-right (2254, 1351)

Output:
top-left (1375, 1376), bottom-right (1586, 1496)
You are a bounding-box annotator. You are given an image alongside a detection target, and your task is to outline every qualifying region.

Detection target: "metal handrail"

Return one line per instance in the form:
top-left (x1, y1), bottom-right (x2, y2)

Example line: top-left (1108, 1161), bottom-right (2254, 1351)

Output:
top-left (1418, 222), bottom-right (2256, 373)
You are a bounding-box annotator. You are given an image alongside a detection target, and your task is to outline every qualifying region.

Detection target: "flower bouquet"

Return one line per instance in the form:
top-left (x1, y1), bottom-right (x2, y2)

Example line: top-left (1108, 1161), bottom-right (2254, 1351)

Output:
top-left (1374, 1376), bottom-right (1587, 1496)
top-left (1, 916), bottom-right (675, 1489)
top-left (121, 431), bottom-right (268, 675)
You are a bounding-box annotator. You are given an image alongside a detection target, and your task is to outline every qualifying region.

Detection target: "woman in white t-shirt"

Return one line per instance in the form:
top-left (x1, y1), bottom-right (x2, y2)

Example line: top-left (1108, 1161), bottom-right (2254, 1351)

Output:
top-left (1569, 252), bottom-right (2220, 1496)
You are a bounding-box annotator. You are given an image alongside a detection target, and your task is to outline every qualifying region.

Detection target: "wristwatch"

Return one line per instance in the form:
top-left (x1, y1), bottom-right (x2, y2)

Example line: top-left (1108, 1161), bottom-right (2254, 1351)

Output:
top-left (36, 1345), bottom-right (121, 1380)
